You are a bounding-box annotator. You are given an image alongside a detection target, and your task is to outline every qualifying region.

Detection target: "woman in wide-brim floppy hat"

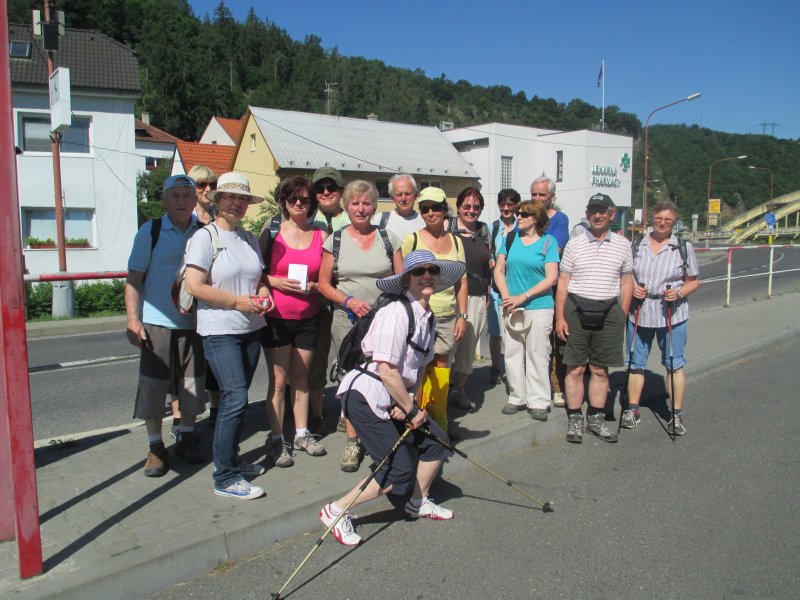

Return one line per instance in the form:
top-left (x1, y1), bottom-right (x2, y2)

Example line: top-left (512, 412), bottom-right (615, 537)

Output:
top-left (318, 249), bottom-right (464, 547)
top-left (207, 172), bottom-right (266, 205)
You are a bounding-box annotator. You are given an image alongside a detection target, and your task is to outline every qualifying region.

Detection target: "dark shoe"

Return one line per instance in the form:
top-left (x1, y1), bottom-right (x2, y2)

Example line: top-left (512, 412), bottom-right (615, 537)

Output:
top-left (528, 408), bottom-right (549, 422)
top-left (144, 442), bottom-right (168, 477)
top-left (566, 413), bottom-right (583, 444)
top-left (309, 415), bottom-right (327, 437)
top-left (501, 403), bottom-right (526, 415)
top-left (175, 432), bottom-right (204, 464)
top-left (586, 413), bottom-right (618, 443)
top-left (489, 366), bottom-right (502, 385)
top-left (449, 389), bottom-right (476, 411)
top-left (447, 425), bottom-right (461, 442)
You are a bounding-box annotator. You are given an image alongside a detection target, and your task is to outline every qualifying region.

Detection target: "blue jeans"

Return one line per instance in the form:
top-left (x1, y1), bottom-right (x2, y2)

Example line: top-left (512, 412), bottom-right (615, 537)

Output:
top-left (626, 319), bottom-right (688, 371)
top-left (203, 330), bottom-right (262, 488)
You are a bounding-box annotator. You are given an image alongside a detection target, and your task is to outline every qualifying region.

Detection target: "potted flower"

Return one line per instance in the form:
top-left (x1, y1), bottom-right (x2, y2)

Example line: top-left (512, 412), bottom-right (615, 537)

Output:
top-left (25, 236), bottom-right (56, 249)
top-left (66, 237), bottom-right (91, 248)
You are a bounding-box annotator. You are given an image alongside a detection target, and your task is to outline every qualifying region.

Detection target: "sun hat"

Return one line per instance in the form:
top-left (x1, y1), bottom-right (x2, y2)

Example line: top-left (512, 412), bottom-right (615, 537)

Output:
top-left (312, 166), bottom-right (344, 187)
top-left (206, 172), bottom-right (265, 204)
top-left (376, 250), bottom-right (465, 295)
top-left (162, 174), bottom-right (195, 193)
top-left (503, 309), bottom-right (531, 334)
top-left (416, 187), bottom-right (447, 206)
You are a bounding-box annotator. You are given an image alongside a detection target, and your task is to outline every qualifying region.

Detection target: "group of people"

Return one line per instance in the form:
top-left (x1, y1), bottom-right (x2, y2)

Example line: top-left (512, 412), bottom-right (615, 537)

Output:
top-left (126, 164), bottom-right (700, 510)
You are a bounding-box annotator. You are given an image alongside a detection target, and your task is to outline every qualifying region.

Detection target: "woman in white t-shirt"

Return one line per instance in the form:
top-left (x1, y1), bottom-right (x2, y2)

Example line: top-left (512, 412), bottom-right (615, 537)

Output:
top-left (318, 180), bottom-right (403, 473)
top-left (184, 172), bottom-right (273, 502)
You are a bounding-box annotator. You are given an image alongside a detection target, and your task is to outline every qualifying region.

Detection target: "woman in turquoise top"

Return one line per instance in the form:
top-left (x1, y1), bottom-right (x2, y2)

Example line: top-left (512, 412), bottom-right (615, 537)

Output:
top-left (493, 200), bottom-right (559, 421)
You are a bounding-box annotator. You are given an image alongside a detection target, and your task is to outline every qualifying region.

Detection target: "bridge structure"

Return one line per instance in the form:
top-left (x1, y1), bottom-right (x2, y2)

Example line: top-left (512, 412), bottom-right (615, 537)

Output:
top-left (722, 190), bottom-right (800, 243)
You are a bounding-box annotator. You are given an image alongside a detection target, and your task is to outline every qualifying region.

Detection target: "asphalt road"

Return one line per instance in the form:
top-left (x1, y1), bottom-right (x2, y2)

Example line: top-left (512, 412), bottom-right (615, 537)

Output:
top-left (143, 339), bottom-right (800, 600)
top-left (26, 246), bottom-right (800, 441)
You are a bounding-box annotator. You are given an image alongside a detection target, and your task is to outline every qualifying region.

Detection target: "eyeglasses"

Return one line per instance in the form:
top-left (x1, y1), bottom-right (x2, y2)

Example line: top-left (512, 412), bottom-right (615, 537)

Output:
top-left (517, 211), bottom-right (534, 219)
top-left (409, 265), bottom-right (441, 277)
top-left (196, 181), bottom-right (217, 190)
top-left (315, 182), bottom-right (340, 194)
top-left (419, 204), bottom-right (445, 215)
top-left (288, 195), bottom-right (312, 205)
top-left (587, 207), bottom-right (610, 215)
top-left (461, 204), bottom-right (482, 213)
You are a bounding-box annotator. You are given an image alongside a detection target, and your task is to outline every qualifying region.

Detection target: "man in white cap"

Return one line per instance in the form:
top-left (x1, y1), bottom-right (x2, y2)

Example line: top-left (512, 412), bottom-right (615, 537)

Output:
top-left (125, 175), bottom-right (206, 476)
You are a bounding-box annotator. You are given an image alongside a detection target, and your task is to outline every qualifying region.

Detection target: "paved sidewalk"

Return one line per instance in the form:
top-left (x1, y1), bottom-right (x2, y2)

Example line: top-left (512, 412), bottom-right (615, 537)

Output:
top-left (3, 293), bottom-right (799, 599)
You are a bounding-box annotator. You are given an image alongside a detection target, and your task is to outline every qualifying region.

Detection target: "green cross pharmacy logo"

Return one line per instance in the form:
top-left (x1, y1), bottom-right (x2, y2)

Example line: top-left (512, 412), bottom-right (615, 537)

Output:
top-left (619, 153), bottom-right (631, 173)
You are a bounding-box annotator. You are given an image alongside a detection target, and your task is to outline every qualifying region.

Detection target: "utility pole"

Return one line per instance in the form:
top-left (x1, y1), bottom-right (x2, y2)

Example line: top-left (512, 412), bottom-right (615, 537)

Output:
top-left (324, 81), bottom-right (338, 115)
top-left (756, 118), bottom-right (778, 136)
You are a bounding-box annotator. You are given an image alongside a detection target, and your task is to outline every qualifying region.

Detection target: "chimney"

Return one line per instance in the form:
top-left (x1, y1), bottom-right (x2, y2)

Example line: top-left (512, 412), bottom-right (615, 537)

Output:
top-left (438, 121), bottom-right (454, 131)
top-left (367, 113), bottom-right (378, 121)
top-left (141, 112), bottom-right (150, 125)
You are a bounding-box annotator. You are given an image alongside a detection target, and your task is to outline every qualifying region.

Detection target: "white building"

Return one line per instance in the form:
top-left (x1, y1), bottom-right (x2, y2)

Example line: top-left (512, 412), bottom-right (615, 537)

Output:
top-left (198, 116), bottom-right (243, 146)
top-left (134, 114), bottom-right (180, 176)
top-left (443, 123), bottom-right (634, 229)
top-left (10, 24), bottom-right (141, 275)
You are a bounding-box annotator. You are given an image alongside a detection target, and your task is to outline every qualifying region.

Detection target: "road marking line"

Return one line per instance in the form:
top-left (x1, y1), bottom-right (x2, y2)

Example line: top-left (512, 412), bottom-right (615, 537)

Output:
top-left (29, 353), bottom-right (138, 374)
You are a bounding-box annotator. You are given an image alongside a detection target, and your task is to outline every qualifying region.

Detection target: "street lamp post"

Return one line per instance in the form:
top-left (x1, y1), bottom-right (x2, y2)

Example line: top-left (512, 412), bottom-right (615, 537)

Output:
top-left (642, 93), bottom-right (701, 226)
top-left (706, 155), bottom-right (748, 204)
top-left (747, 165), bottom-right (774, 201)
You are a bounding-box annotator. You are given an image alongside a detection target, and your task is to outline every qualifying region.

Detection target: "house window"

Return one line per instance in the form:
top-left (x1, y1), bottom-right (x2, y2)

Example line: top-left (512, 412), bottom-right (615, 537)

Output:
top-left (556, 151), bottom-right (564, 182)
top-left (145, 157), bottom-right (158, 171)
top-left (419, 180), bottom-right (442, 189)
top-left (375, 179), bottom-right (390, 199)
top-left (20, 115), bottom-right (91, 154)
top-left (9, 41), bottom-right (32, 59)
top-left (250, 133), bottom-right (256, 151)
top-left (22, 208), bottom-right (95, 247)
top-left (501, 156), bottom-right (513, 189)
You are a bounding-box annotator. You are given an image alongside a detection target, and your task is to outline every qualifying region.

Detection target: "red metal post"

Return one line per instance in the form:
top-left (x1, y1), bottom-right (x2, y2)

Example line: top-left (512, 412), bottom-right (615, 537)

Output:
top-left (0, 2), bottom-right (44, 578)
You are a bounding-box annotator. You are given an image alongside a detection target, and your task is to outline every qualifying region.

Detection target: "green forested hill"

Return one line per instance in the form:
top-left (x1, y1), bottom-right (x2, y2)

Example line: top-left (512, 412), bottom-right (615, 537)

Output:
top-left (9, 0), bottom-right (800, 222)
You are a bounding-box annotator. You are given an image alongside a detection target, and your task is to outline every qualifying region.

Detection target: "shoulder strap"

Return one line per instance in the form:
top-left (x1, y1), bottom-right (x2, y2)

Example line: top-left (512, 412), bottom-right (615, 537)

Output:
top-left (491, 219), bottom-right (500, 256)
top-left (676, 236), bottom-right (689, 276)
top-left (377, 227), bottom-right (393, 261)
top-left (451, 232), bottom-right (460, 253)
top-left (631, 234), bottom-right (644, 261)
top-left (397, 295), bottom-right (429, 354)
top-left (447, 217), bottom-right (457, 233)
top-left (504, 229), bottom-right (517, 254)
top-left (332, 229), bottom-right (344, 285)
top-left (150, 217), bottom-right (162, 253)
top-left (540, 234), bottom-right (551, 257)
top-left (379, 211), bottom-right (390, 228)
top-left (269, 214), bottom-right (282, 236)
top-left (207, 223), bottom-right (225, 261)
top-left (478, 221), bottom-right (490, 246)
top-left (411, 231), bottom-right (418, 252)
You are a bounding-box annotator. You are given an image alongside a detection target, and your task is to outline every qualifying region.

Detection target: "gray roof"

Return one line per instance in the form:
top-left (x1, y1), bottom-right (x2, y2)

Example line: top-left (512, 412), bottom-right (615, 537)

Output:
top-left (8, 24), bottom-right (140, 93)
top-left (248, 107), bottom-right (479, 179)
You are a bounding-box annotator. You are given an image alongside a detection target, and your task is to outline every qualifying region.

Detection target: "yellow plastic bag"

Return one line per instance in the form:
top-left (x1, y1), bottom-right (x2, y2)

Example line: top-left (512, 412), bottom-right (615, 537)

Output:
top-left (419, 365), bottom-right (450, 430)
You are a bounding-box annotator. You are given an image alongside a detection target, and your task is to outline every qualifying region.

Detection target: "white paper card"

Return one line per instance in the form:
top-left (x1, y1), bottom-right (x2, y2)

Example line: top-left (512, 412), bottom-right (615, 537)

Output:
top-left (288, 263), bottom-right (308, 292)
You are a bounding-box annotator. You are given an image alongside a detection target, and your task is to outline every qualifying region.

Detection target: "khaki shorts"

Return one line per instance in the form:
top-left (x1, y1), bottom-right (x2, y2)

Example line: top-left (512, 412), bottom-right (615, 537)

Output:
top-left (562, 295), bottom-right (625, 367)
top-left (452, 295), bottom-right (488, 375)
top-left (133, 324), bottom-right (205, 420)
top-left (434, 314), bottom-right (457, 359)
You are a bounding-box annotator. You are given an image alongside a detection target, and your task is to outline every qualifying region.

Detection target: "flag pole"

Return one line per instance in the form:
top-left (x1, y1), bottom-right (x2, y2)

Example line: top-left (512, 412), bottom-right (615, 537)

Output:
top-left (601, 60), bottom-right (605, 131)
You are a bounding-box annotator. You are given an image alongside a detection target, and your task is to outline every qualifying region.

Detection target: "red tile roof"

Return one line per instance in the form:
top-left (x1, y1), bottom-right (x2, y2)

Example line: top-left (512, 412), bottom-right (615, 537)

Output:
top-left (215, 117), bottom-right (244, 143)
top-left (175, 141), bottom-right (235, 177)
top-left (135, 119), bottom-right (181, 144)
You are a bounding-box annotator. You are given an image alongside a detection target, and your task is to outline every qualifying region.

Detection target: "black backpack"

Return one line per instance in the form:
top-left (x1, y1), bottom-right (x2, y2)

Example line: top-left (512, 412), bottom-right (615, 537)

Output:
top-left (631, 234), bottom-right (690, 277)
top-left (335, 293), bottom-right (431, 380)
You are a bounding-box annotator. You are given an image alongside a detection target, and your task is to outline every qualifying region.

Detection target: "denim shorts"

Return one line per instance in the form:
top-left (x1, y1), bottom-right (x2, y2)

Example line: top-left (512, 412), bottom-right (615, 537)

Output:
top-left (626, 319), bottom-right (688, 370)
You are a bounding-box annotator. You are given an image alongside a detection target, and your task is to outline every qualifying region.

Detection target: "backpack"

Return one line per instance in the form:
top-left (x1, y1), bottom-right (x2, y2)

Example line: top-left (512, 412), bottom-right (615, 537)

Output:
top-left (172, 224), bottom-right (226, 314)
top-left (491, 232), bottom-right (554, 293)
top-left (141, 217), bottom-right (164, 285)
top-left (332, 227), bottom-right (393, 286)
top-left (378, 211), bottom-right (391, 229)
top-left (409, 231), bottom-right (461, 255)
top-left (631, 233), bottom-right (690, 277)
top-left (334, 293), bottom-right (432, 381)
top-left (448, 217), bottom-right (490, 247)
top-left (259, 214), bottom-right (325, 267)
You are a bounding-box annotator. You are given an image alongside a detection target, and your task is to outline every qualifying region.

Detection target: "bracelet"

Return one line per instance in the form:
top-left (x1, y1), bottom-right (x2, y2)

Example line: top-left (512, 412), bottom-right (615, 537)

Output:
top-left (343, 295), bottom-right (353, 308)
top-left (456, 313), bottom-right (468, 320)
top-left (524, 291), bottom-right (531, 300)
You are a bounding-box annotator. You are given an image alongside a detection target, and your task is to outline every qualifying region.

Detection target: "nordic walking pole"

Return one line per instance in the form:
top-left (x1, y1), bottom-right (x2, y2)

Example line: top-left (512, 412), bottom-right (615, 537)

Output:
top-left (665, 284), bottom-right (676, 442)
top-left (619, 285), bottom-right (644, 434)
top-left (419, 426), bottom-right (554, 513)
top-left (271, 425), bottom-right (413, 600)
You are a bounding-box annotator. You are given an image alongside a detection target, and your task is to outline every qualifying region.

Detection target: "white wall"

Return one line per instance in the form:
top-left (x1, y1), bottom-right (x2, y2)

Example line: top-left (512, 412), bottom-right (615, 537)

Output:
top-left (14, 88), bottom-right (140, 275)
top-left (198, 118), bottom-right (235, 146)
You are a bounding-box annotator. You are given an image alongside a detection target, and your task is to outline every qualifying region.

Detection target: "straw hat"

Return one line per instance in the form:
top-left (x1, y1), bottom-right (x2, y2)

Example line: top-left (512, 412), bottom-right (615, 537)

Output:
top-left (206, 172), bottom-right (265, 205)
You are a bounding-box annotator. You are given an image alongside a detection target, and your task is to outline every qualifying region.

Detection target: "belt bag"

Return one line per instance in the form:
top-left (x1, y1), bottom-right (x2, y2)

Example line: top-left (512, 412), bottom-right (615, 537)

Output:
top-left (570, 294), bottom-right (616, 330)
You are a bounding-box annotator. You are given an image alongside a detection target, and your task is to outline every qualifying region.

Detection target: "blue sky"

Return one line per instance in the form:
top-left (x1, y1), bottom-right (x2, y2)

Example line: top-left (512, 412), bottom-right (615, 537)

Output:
top-left (190, 0), bottom-right (799, 139)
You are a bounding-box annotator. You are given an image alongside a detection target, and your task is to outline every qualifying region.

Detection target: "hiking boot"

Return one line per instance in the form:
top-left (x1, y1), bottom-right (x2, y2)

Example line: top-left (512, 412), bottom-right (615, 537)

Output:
top-left (340, 440), bottom-right (363, 473)
top-left (552, 392), bottom-right (565, 407)
top-left (239, 461), bottom-right (266, 477)
top-left (309, 415), bottom-right (327, 437)
top-left (294, 432), bottom-right (327, 456)
top-left (450, 389), bottom-right (476, 411)
top-left (667, 413), bottom-right (686, 436)
top-left (586, 413), bottom-right (618, 443)
top-left (144, 442), bottom-right (168, 477)
top-left (175, 432), bottom-right (204, 464)
top-left (566, 413), bottom-right (583, 444)
top-left (489, 366), bottom-right (502, 385)
top-left (501, 402), bottom-right (526, 415)
top-left (337, 416), bottom-right (346, 433)
top-left (620, 409), bottom-right (641, 429)
top-left (268, 439), bottom-right (294, 468)
top-left (404, 497), bottom-right (454, 520)
top-left (320, 503), bottom-right (362, 546)
top-left (214, 477), bottom-right (265, 500)
top-left (528, 407), bottom-right (549, 422)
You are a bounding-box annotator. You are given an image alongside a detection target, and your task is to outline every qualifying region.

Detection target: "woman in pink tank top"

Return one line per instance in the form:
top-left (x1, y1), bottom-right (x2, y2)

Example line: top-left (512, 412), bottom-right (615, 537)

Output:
top-left (263, 176), bottom-right (329, 465)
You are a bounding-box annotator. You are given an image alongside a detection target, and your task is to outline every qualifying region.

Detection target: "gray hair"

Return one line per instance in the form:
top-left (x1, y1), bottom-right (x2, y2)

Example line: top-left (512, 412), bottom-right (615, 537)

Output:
top-left (388, 173), bottom-right (418, 197)
top-left (652, 199), bottom-right (679, 218)
top-left (342, 180), bottom-right (379, 210)
top-left (531, 176), bottom-right (556, 194)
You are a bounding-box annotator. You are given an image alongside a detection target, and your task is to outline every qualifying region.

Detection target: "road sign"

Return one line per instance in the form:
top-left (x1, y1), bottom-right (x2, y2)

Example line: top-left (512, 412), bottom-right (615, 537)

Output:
top-left (708, 199), bottom-right (721, 214)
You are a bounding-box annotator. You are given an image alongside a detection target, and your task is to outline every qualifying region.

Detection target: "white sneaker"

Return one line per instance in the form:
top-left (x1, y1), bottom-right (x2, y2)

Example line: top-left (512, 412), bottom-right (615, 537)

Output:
top-left (320, 502), bottom-right (362, 546)
top-left (213, 478), bottom-right (265, 500)
top-left (404, 497), bottom-right (454, 520)
top-left (552, 392), bottom-right (565, 407)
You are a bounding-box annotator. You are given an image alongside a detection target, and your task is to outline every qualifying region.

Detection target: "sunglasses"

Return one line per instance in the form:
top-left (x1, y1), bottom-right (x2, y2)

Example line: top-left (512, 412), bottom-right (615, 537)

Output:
top-left (517, 211), bottom-right (534, 219)
top-left (461, 204), bottom-right (482, 212)
top-left (316, 182), bottom-right (340, 194)
top-left (409, 265), bottom-right (441, 277)
top-left (196, 181), bottom-right (217, 190)
top-left (419, 204), bottom-right (445, 215)
top-left (288, 195), bottom-right (312, 205)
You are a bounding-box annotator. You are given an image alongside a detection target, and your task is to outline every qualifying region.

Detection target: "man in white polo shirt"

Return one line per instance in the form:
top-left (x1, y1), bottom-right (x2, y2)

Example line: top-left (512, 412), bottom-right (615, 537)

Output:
top-left (555, 193), bottom-right (633, 444)
top-left (372, 173), bottom-right (424, 240)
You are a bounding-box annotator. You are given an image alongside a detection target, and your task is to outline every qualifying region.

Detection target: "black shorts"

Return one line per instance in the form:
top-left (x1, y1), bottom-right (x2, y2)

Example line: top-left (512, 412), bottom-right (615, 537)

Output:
top-left (262, 315), bottom-right (319, 350)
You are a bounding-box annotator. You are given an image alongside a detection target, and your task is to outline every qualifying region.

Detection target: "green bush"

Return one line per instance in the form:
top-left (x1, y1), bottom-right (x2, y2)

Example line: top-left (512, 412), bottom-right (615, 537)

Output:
top-left (74, 280), bottom-right (126, 315)
top-left (26, 282), bottom-right (53, 319)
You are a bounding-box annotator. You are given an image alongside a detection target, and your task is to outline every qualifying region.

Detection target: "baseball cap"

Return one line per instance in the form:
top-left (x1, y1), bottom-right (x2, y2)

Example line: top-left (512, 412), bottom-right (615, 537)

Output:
top-left (311, 167), bottom-right (344, 187)
top-left (417, 187), bottom-right (447, 205)
top-left (587, 193), bottom-right (615, 210)
top-left (162, 174), bottom-right (196, 193)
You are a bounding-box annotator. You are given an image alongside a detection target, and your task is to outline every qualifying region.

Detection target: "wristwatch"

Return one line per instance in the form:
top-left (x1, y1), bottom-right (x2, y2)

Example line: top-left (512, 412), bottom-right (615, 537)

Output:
top-left (456, 313), bottom-right (468, 320)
